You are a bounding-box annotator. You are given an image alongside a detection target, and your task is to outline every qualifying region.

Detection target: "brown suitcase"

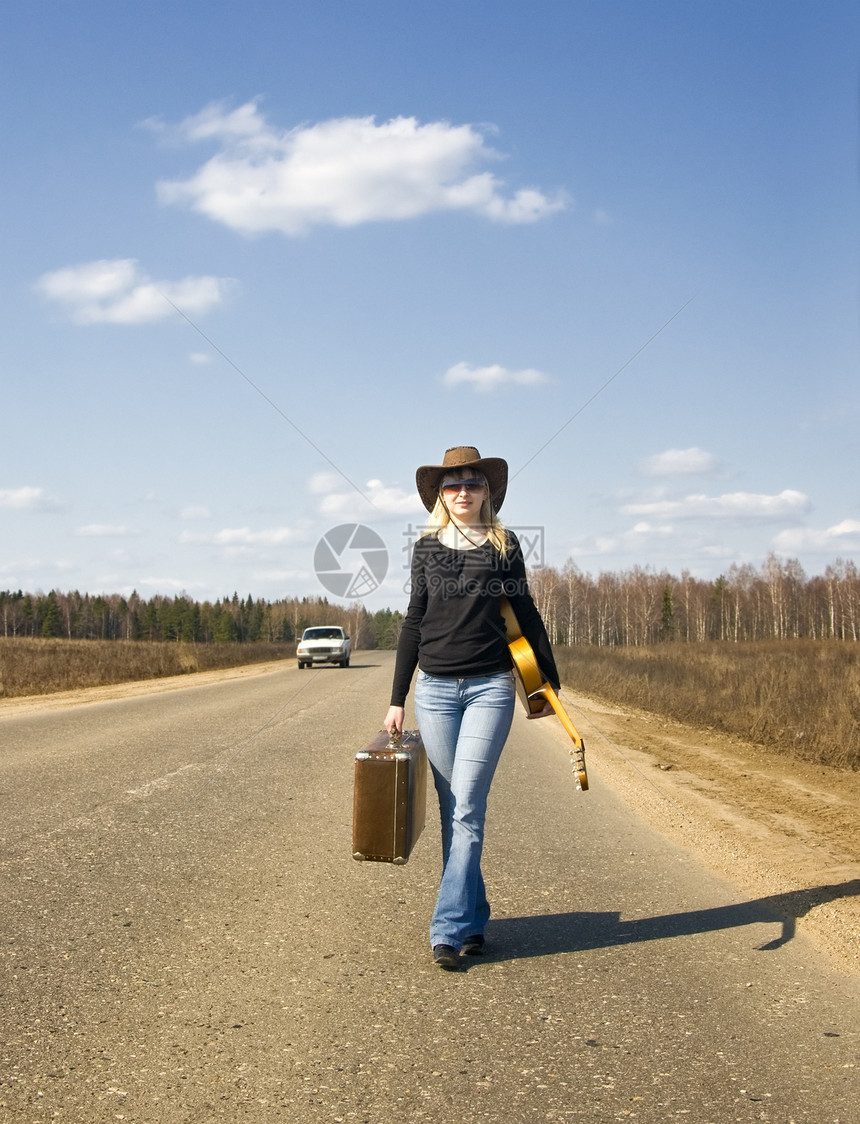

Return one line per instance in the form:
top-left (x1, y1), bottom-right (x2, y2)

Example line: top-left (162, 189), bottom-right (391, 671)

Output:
top-left (352, 729), bottom-right (428, 864)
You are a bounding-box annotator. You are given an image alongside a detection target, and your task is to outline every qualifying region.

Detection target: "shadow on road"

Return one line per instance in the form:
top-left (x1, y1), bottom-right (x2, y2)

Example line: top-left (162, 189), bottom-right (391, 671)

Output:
top-left (487, 879), bottom-right (860, 960)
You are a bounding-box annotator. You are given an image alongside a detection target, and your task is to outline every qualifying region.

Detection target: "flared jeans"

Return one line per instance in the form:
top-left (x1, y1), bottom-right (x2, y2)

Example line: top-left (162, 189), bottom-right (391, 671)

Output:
top-left (414, 669), bottom-right (516, 950)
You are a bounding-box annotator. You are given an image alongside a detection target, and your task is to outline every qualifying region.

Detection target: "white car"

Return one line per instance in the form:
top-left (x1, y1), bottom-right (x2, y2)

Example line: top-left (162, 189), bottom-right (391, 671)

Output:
top-left (296, 626), bottom-right (351, 668)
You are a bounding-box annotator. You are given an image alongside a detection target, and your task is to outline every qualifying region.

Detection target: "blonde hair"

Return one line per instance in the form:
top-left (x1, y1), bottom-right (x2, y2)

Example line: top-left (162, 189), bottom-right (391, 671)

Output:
top-left (421, 469), bottom-right (510, 556)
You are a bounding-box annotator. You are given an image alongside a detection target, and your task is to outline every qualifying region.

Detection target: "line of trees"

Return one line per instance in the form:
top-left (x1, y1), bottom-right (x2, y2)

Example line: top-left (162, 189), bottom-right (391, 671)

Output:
top-left (1, 554), bottom-right (857, 648)
top-left (0, 590), bottom-right (386, 648)
top-left (530, 554), bottom-right (859, 645)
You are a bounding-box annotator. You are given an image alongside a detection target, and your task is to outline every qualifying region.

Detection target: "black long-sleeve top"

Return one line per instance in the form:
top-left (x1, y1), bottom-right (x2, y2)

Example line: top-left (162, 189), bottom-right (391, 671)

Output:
top-left (390, 530), bottom-right (560, 707)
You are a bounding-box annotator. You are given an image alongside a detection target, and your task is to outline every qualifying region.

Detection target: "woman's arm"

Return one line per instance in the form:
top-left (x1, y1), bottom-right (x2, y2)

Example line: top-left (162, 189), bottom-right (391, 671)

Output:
top-left (504, 536), bottom-right (561, 692)
top-left (388, 539), bottom-right (428, 708)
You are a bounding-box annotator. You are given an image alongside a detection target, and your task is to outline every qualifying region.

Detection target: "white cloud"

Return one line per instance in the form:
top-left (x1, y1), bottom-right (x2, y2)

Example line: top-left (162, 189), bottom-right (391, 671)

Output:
top-left (442, 362), bottom-right (551, 393)
top-left (773, 519), bottom-right (860, 552)
top-left (252, 566), bottom-right (311, 584)
top-left (640, 447), bottom-right (719, 476)
top-left (591, 522), bottom-right (675, 555)
top-left (629, 521), bottom-right (675, 537)
top-left (189, 352), bottom-right (213, 365)
top-left (154, 101), bottom-right (568, 236)
top-left (622, 490), bottom-right (809, 521)
top-left (180, 505), bottom-right (211, 520)
top-left (0, 486), bottom-right (61, 512)
top-left (587, 524), bottom-right (735, 563)
top-left (36, 258), bottom-right (232, 324)
top-left (75, 524), bottom-right (133, 537)
top-left (830, 518), bottom-right (860, 535)
top-left (312, 476), bottom-right (422, 517)
top-left (179, 526), bottom-right (299, 546)
top-left (214, 527), bottom-right (296, 546)
top-left (309, 472), bottom-right (342, 495)
top-left (137, 577), bottom-right (189, 591)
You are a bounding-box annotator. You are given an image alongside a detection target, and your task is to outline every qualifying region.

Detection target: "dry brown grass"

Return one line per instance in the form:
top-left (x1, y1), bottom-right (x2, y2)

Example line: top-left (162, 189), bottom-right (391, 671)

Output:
top-left (4, 637), bottom-right (858, 771)
top-left (0, 638), bottom-right (294, 698)
top-left (555, 640), bottom-right (860, 771)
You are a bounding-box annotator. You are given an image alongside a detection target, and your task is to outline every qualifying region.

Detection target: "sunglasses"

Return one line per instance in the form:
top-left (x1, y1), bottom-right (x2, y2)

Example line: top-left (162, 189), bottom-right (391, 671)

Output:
top-left (440, 479), bottom-right (485, 495)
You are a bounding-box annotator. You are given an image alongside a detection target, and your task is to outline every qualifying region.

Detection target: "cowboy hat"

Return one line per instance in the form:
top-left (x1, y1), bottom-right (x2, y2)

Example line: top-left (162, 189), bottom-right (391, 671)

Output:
top-left (415, 446), bottom-right (508, 513)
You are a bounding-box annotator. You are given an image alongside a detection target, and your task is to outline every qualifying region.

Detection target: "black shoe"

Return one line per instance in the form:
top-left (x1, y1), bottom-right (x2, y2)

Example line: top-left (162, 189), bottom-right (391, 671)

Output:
top-left (462, 934), bottom-right (485, 955)
top-left (432, 944), bottom-right (461, 970)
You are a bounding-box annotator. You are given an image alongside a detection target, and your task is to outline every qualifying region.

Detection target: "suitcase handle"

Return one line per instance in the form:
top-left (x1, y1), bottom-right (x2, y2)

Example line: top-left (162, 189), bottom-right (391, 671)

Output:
top-left (384, 729), bottom-right (419, 750)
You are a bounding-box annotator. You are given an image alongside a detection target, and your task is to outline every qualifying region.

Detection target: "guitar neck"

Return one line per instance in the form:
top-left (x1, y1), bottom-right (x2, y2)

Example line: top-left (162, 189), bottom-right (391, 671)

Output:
top-left (541, 685), bottom-right (583, 748)
top-left (540, 684), bottom-right (589, 793)
top-left (503, 596), bottom-right (588, 793)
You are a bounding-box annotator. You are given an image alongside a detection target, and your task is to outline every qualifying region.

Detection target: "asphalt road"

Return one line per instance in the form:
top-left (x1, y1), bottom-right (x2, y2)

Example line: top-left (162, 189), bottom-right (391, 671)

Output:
top-left (1, 653), bottom-right (857, 1123)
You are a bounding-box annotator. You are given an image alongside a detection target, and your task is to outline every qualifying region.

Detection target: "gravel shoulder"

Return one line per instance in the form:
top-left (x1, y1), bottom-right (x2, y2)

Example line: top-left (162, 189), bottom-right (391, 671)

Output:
top-left (3, 659), bottom-right (858, 975)
top-left (561, 687), bottom-right (860, 977)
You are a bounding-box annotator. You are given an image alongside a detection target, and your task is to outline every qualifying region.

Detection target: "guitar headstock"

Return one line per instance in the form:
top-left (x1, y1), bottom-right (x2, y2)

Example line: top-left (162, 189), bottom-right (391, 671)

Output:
top-left (570, 738), bottom-right (589, 791)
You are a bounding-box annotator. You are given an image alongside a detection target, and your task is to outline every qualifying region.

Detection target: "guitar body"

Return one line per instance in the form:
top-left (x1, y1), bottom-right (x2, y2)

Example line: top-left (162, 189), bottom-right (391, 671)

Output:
top-left (501, 599), bottom-right (589, 792)
top-left (507, 634), bottom-right (550, 714)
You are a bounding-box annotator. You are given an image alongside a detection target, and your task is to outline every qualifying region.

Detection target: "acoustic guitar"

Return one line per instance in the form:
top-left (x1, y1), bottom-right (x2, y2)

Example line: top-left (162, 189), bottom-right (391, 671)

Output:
top-left (500, 598), bottom-right (588, 791)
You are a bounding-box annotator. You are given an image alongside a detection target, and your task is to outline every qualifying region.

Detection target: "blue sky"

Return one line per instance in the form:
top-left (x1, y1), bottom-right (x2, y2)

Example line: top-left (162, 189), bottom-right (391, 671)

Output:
top-left (2, 1), bottom-right (858, 611)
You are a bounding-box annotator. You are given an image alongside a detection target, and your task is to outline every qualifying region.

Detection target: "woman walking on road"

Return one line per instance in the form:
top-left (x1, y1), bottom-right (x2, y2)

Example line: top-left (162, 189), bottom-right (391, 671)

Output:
top-left (384, 446), bottom-right (560, 970)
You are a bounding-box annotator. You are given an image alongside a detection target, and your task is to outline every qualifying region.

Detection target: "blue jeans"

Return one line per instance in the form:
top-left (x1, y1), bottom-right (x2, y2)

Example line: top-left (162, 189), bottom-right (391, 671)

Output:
top-left (414, 669), bottom-right (515, 950)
